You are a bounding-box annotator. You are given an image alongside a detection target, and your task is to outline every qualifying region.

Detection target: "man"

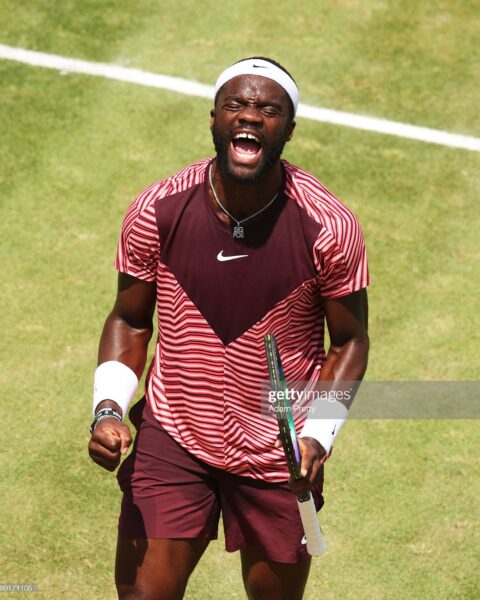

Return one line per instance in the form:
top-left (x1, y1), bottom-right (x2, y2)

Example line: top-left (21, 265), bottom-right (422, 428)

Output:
top-left (88, 57), bottom-right (369, 600)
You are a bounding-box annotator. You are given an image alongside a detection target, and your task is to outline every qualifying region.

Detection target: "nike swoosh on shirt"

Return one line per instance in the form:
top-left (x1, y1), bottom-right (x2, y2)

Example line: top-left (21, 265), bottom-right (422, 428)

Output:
top-left (217, 250), bottom-right (249, 262)
top-left (301, 535), bottom-right (308, 545)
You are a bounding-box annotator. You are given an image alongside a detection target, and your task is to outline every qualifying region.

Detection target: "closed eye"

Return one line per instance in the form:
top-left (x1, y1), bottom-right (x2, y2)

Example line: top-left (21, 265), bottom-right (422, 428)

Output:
top-left (261, 107), bottom-right (281, 117)
top-left (225, 102), bottom-right (243, 111)
top-left (221, 97), bottom-right (283, 116)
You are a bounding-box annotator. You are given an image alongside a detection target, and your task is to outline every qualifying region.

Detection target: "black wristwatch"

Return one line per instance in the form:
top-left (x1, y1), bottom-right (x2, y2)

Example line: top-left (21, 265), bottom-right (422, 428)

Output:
top-left (90, 407), bottom-right (122, 433)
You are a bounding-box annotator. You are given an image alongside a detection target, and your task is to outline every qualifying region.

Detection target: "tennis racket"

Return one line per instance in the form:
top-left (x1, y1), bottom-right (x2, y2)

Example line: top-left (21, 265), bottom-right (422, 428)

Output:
top-left (264, 333), bottom-right (327, 556)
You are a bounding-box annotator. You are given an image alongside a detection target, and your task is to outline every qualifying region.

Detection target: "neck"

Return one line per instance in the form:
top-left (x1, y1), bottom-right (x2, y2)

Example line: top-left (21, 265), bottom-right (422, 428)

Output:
top-left (210, 160), bottom-right (282, 221)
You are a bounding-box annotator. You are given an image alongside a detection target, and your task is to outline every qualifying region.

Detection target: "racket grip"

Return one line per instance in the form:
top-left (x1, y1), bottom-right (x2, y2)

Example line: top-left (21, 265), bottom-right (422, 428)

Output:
top-left (297, 495), bottom-right (327, 556)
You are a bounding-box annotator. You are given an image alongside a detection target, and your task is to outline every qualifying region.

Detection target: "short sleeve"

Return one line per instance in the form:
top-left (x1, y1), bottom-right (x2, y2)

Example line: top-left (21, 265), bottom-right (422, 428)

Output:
top-left (114, 183), bottom-right (165, 282)
top-left (315, 211), bottom-right (370, 299)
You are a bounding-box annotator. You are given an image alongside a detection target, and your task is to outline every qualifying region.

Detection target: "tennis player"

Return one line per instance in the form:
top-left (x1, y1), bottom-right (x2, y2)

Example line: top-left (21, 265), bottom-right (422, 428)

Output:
top-left (88, 57), bottom-right (369, 600)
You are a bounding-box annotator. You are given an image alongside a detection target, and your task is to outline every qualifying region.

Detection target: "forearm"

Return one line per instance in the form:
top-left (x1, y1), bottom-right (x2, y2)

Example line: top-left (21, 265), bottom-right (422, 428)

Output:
top-left (89, 273), bottom-right (156, 468)
top-left (95, 312), bottom-right (153, 415)
top-left (300, 289), bottom-right (369, 456)
top-left (98, 312), bottom-right (153, 377)
top-left (294, 338), bottom-right (370, 492)
top-left (319, 336), bottom-right (369, 384)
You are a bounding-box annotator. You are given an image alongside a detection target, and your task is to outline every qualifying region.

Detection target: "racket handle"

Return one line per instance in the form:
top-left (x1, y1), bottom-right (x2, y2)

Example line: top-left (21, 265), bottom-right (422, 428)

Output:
top-left (297, 495), bottom-right (327, 556)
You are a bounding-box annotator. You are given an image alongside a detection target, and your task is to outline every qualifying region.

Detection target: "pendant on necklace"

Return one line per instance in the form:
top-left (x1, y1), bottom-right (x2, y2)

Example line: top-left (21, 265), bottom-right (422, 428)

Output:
top-left (233, 225), bottom-right (244, 239)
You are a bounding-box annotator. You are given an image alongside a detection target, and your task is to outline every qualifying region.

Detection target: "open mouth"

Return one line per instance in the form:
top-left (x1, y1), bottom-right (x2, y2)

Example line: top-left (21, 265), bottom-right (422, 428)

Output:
top-left (230, 132), bottom-right (262, 165)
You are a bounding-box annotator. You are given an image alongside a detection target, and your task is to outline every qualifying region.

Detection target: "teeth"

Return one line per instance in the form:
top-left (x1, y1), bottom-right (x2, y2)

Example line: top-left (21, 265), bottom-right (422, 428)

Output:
top-left (234, 133), bottom-right (259, 142)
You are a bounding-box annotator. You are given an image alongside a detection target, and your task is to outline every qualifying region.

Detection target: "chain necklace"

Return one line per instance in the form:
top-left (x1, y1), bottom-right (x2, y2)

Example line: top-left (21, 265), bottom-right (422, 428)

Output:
top-left (208, 164), bottom-right (279, 239)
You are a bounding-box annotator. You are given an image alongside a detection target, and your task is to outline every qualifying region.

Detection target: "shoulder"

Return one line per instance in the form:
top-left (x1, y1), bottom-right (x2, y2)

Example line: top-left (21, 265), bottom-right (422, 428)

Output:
top-left (283, 163), bottom-right (369, 294)
top-left (283, 160), bottom-right (363, 238)
top-left (122, 158), bottom-right (211, 233)
top-left (130, 158), bottom-right (211, 214)
top-left (115, 160), bottom-right (210, 279)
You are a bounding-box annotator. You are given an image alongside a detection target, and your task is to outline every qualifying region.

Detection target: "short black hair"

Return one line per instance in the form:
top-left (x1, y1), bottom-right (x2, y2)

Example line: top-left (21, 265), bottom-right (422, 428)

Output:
top-left (215, 56), bottom-right (297, 120)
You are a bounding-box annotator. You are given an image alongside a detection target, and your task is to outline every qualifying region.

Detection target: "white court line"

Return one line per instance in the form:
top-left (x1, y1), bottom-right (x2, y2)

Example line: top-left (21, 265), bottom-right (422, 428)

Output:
top-left (1, 43), bottom-right (479, 153)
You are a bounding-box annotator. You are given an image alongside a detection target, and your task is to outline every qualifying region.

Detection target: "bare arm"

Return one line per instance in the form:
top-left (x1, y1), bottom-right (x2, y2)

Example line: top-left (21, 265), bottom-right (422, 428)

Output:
top-left (88, 273), bottom-right (156, 471)
top-left (318, 287), bottom-right (369, 383)
top-left (291, 288), bottom-right (369, 492)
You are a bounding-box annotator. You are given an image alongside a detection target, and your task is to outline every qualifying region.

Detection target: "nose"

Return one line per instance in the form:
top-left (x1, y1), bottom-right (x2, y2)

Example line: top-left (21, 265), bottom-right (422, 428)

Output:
top-left (237, 104), bottom-right (263, 127)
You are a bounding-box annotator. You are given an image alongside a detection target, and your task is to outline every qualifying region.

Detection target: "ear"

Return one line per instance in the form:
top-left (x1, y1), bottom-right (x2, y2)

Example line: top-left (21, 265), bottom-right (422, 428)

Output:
top-left (210, 108), bottom-right (216, 130)
top-left (286, 120), bottom-right (296, 142)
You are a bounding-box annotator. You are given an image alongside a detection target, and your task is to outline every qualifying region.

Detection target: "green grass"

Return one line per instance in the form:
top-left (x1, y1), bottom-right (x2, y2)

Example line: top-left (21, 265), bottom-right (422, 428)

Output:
top-left (1, 1), bottom-right (479, 599)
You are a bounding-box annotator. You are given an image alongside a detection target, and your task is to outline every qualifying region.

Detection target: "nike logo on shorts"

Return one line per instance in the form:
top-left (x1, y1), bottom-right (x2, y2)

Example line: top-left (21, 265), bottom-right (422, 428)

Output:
top-left (217, 250), bottom-right (249, 262)
top-left (301, 535), bottom-right (307, 545)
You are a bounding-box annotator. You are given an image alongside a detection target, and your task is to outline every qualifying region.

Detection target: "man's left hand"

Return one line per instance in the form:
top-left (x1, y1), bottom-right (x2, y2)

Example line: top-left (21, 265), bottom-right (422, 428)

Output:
top-left (276, 436), bottom-right (330, 494)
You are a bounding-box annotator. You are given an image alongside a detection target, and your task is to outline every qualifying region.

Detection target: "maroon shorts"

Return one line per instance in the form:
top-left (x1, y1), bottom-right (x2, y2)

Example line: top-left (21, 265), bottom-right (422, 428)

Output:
top-left (117, 398), bottom-right (324, 564)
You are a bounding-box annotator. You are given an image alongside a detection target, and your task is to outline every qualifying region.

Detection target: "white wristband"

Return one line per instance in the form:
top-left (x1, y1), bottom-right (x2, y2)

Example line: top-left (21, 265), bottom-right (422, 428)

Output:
top-left (299, 400), bottom-right (349, 455)
top-left (93, 361), bottom-right (139, 417)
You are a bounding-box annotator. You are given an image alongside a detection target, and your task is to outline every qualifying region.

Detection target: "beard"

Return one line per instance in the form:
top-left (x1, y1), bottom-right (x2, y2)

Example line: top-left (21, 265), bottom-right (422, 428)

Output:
top-left (211, 122), bottom-right (288, 184)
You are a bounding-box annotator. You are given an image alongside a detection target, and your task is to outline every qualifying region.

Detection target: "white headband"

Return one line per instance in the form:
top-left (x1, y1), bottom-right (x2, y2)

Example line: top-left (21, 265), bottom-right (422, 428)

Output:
top-left (214, 59), bottom-right (299, 116)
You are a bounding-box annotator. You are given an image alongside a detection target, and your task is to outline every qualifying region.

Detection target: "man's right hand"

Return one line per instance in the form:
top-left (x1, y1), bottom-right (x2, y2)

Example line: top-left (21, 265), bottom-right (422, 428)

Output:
top-left (88, 418), bottom-right (132, 471)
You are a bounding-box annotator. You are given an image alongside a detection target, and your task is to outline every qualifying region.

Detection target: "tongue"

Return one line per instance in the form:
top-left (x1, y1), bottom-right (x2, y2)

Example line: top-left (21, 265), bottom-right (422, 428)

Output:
top-left (233, 139), bottom-right (260, 155)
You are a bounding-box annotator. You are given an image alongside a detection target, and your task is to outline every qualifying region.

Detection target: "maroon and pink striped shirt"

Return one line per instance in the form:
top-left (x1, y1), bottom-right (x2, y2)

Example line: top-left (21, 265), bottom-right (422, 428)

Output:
top-left (115, 158), bottom-right (369, 482)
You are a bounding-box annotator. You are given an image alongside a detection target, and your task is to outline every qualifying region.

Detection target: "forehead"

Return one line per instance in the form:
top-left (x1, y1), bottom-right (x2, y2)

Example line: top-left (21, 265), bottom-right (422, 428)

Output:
top-left (217, 74), bottom-right (290, 106)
